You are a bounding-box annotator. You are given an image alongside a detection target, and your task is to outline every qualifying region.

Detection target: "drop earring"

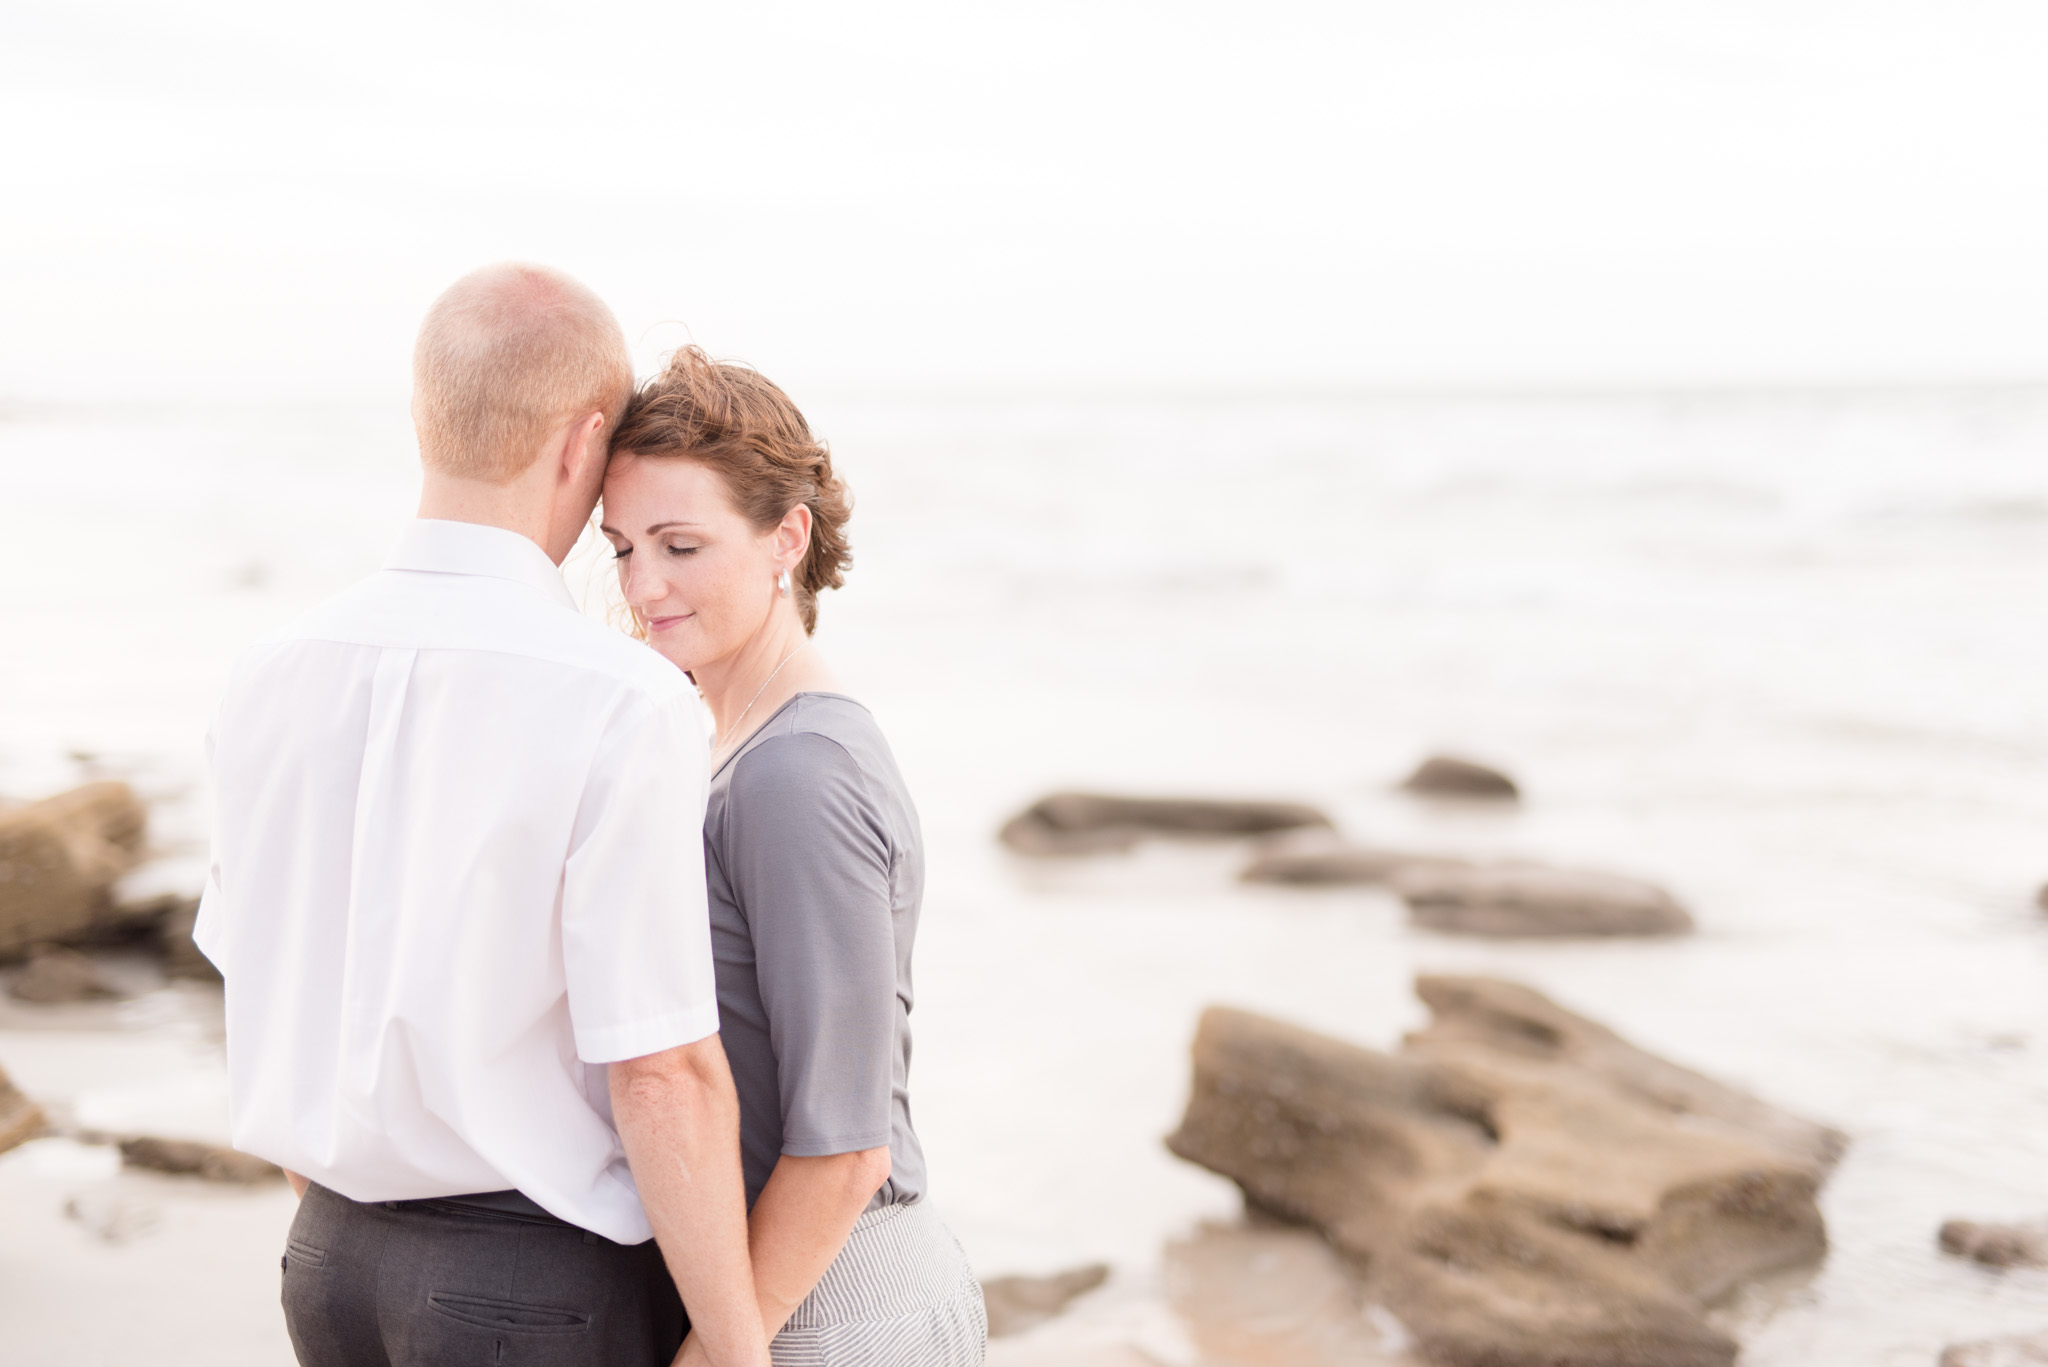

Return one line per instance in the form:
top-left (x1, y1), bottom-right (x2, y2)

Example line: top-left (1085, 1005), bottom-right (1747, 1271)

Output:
top-left (776, 570), bottom-right (791, 597)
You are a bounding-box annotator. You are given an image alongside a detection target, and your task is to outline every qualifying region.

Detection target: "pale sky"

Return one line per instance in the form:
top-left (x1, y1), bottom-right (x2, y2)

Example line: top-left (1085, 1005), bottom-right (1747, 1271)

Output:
top-left (7, 0), bottom-right (2048, 399)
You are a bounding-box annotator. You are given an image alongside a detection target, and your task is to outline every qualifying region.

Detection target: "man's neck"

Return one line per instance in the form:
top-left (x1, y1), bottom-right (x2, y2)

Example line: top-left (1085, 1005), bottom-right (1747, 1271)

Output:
top-left (418, 471), bottom-right (559, 563)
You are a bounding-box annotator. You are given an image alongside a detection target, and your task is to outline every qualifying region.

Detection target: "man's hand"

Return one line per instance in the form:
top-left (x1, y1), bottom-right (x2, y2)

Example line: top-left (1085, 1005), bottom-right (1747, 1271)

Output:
top-left (672, 1332), bottom-right (710, 1367)
top-left (612, 1036), bottom-right (770, 1367)
top-left (283, 1169), bottom-right (310, 1200)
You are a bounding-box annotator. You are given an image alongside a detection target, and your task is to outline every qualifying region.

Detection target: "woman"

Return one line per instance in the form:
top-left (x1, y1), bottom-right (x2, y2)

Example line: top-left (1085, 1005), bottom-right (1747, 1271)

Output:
top-left (600, 347), bottom-right (987, 1366)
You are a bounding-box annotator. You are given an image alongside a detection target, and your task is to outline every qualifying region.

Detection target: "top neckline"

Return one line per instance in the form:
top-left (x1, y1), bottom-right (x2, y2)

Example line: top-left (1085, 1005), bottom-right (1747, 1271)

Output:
top-left (710, 691), bottom-right (866, 782)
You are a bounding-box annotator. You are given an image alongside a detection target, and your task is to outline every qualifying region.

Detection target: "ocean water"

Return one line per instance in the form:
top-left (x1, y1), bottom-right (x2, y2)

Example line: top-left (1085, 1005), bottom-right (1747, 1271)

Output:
top-left (4, 387), bottom-right (2048, 1364)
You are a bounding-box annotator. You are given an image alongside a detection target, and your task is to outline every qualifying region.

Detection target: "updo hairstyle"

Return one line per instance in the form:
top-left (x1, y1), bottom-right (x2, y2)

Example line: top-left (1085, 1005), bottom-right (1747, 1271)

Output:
top-left (610, 346), bottom-right (852, 633)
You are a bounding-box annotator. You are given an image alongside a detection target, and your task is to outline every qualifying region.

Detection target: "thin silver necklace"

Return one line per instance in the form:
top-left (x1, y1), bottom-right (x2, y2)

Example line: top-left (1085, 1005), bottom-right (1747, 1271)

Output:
top-left (717, 642), bottom-right (807, 751)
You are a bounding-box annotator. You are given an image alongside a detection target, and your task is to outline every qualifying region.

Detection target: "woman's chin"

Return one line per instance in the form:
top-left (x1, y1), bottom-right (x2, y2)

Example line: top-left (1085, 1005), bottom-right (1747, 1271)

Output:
top-left (647, 640), bottom-right (702, 674)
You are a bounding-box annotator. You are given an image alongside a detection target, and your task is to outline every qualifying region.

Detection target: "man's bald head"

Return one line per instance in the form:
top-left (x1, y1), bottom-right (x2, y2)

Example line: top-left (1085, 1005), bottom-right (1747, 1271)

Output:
top-left (412, 263), bottom-right (632, 484)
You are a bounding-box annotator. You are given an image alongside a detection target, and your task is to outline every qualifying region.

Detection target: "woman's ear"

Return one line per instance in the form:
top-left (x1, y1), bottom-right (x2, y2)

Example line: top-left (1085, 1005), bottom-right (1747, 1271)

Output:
top-left (777, 503), bottom-right (814, 569)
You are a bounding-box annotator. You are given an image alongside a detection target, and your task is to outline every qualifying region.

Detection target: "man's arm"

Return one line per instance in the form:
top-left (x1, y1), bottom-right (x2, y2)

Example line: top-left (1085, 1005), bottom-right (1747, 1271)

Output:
top-left (610, 1035), bottom-right (769, 1367)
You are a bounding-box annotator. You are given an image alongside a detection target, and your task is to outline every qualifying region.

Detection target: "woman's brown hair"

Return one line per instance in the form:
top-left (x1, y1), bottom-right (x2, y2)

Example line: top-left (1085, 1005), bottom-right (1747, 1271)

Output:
top-left (609, 346), bottom-right (852, 633)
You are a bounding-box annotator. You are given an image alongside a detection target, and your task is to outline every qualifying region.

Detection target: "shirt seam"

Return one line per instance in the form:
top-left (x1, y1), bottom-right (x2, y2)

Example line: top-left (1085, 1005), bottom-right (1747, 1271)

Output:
top-left (724, 725), bottom-right (888, 822)
top-left (710, 692), bottom-right (869, 782)
top-left (715, 727), bottom-right (894, 891)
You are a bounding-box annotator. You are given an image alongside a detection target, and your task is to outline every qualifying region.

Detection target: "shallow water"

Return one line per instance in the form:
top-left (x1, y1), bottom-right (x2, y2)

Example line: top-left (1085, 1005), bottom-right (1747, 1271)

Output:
top-left (5, 388), bottom-right (2048, 1364)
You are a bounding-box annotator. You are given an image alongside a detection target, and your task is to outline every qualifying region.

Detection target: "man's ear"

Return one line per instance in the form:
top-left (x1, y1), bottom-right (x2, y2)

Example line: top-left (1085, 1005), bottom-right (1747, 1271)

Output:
top-left (561, 411), bottom-right (608, 486)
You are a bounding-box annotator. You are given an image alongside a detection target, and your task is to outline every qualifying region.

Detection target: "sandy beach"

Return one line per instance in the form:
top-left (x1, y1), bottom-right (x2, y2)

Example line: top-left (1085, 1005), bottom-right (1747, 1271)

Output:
top-left (6, 387), bottom-right (2048, 1364)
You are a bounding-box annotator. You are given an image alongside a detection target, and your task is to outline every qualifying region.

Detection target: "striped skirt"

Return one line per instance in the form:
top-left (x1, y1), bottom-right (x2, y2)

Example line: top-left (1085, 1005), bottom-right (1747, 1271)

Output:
top-left (771, 1200), bottom-right (987, 1367)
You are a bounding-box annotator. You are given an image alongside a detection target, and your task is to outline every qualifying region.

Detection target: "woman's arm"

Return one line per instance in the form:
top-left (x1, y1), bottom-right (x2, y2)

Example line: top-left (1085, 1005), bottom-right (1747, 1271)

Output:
top-left (748, 1146), bottom-right (893, 1338)
top-left (724, 732), bottom-right (902, 1338)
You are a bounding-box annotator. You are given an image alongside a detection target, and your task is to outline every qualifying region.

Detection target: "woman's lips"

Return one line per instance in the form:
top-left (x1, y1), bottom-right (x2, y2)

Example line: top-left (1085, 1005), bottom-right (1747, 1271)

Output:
top-left (646, 613), bottom-right (693, 632)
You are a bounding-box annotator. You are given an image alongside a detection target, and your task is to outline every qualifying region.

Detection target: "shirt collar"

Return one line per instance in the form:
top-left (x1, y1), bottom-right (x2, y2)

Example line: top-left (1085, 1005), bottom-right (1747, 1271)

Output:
top-left (385, 519), bottom-right (579, 611)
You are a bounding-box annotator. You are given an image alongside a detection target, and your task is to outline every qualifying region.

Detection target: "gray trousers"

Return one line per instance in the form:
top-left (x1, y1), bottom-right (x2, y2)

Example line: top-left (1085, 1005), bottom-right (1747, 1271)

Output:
top-left (281, 1183), bottom-right (686, 1367)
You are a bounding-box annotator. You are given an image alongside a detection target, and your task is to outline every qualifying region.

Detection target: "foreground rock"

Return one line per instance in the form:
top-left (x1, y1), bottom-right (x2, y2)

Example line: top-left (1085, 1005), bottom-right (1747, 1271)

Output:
top-left (980, 1263), bottom-right (1110, 1337)
top-left (118, 1136), bottom-right (282, 1183)
top-left (1400, 755), bottom-right (1520, 800)
top-left (0, 1063), bottom-right (47, 1155)
top-left (0, 782), bottom-right (149, 961)
top-left (1941, 1218), bottom-right (2048, 1269)
top-left (1394, 863), bottom-right (1695, 937)
top-left (999, 792), bottom-right (1331, 856)
top-left (1166, 976), bottom-right (1844, 1367)
top-left (1942, 1332), bottom-right (2048, 1366)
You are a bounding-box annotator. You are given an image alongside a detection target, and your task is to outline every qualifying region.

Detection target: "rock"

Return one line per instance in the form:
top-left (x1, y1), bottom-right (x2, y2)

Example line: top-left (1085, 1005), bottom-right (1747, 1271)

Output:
top-left (0, 782), bottom-right (149, 962)
top-left (0, 1063), bottom-right (47, 1156)
top-left (1238, 842), bottom-right (1695, 942)
top-left (1941, 1218), bottom-right (2048, 1269)
top-left (1400, 755), bottom-right (1520, 800)
top-left (7, 945), bottom-right (123, 1002)
top-left (118, 1136), bottom-right (282, 1183)
top-left (1239, 839), bottom-right (1473, 886)
top-left (1394, 863), bottom-right (1695, 938)
top-left (1942, 1332), bottom-right (2048, 1367)
top-left (1165, 976), bottom-right (1843, 1367)
top-left (999, 792), bottom-right (1331, 857)
top-left (980, 1263), bottom-right (1111, 1337)
top-left (151, 897), bottom-right (218, 982)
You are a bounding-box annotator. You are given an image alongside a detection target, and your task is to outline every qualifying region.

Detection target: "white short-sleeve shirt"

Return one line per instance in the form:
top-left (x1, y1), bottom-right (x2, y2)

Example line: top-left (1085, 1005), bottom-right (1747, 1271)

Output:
top-left (195, 518), bottom-right (716, 1244)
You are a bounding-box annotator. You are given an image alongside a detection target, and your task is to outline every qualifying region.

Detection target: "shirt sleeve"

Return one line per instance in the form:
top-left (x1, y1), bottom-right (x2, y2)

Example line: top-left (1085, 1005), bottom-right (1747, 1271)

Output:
top-left (561, 689), bottom-right (721, 1064)
top-left (725, 732), bottom-right (897, 1156)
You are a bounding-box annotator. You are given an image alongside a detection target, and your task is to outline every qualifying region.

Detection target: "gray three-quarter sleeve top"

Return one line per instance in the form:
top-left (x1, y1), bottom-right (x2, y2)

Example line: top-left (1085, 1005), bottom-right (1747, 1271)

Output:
top-left (703, 692), bottom-right (927, 1212)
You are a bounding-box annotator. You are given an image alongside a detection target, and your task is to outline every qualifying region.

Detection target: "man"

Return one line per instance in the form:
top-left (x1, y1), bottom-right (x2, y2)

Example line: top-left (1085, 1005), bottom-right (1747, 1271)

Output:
top-left (195, 264), bottom-right (769, 1367)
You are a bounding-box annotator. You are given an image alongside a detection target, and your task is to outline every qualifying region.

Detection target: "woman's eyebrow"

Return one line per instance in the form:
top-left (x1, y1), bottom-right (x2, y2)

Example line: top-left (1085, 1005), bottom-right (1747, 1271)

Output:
top-left (644, 521), bottom-right (703, 534)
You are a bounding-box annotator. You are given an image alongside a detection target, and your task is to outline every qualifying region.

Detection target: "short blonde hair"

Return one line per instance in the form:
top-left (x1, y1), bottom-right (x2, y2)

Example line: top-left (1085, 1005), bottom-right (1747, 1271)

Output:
top-left (412, 263), bottom-right (632, 483)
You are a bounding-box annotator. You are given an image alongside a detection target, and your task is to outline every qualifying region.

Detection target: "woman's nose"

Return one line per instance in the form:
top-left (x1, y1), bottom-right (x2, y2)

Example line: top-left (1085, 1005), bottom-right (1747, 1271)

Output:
top-left (622, 555), bottom-right (664, 608)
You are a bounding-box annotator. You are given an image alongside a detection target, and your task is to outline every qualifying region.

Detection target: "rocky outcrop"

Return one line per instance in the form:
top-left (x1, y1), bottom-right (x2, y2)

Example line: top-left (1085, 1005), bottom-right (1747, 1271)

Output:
top-left (1942, 1332), bottom-right (2048, 1366)
top-left (118, 1136), bottom-right (281, 1183)
top-left (980, 1263), bottom-right (1110, 1337)
top-left (0, 782), bottom-right (149, 961)
top-left (1400, 755), bottom-right (1520, 800)
top-left (0, 1063), bottom-right (46, 1156)
top-left (1165, 976), bottom-right (1843, 1367)
top-left (1394, 863), bottom-right (1695, 937)
top-left (999, 792), bottom-right (1331, 856)
top-left (1941, 1218), bottom-right (2048, 1269)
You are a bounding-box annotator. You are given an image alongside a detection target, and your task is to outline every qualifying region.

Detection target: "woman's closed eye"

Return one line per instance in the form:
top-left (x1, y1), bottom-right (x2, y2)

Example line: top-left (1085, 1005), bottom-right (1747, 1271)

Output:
top-left (608, 540), bottom-right (696, 561)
